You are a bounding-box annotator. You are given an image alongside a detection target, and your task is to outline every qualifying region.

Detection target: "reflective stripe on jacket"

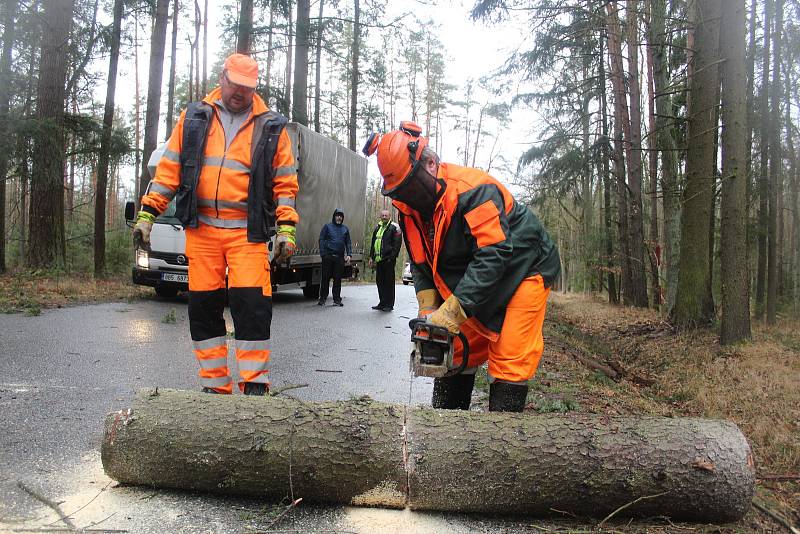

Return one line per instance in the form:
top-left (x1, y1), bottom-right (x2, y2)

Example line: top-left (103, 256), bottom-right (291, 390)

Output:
top-left (370, 221), bottom-right (402, 262)
top-left (395, 162), bottom-right (560, 337)
top-left (140, 87), bottom-right (299, 242)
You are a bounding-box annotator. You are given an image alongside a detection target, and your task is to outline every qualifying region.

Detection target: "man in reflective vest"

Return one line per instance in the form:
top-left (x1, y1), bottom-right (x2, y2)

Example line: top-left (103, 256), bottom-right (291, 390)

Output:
top-left (363, 122), bottom-right (560, 412)
top-left (132, 53), bottom-right (299, 395)
top-left (368, 209), bottom-right (402, 311)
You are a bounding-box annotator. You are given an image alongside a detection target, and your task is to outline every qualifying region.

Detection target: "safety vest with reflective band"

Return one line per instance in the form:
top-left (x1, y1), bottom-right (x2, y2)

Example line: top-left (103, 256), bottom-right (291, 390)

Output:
top-left (140, 87), bottom-right (299, 242)
top-left (395, 162), bottom-right (560, 338)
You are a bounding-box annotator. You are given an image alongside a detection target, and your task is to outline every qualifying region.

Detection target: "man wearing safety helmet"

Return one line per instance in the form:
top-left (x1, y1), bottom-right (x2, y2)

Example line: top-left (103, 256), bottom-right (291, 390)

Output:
top-left (133, 53), bottom-right (299, 396)
top-left (363, 122), bottom-right (560, 412)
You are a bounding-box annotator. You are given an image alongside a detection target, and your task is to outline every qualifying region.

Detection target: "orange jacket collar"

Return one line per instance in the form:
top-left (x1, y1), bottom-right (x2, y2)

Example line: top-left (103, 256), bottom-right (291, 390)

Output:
top-left (202, 86), bottom-right (270, 116)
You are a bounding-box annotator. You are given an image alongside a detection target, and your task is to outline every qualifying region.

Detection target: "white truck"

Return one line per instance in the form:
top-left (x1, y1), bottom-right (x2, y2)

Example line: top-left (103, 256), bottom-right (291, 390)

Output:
top-left (125, 123), bottom-right (368, 298)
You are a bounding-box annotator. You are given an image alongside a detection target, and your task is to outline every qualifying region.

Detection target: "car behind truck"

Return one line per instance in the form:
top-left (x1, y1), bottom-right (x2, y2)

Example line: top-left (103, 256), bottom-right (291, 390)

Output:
top-left (126, 122), bottom-right (368, 298)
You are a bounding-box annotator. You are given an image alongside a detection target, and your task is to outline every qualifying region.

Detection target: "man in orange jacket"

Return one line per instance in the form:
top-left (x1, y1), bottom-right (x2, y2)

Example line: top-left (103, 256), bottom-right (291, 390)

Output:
top-left (363, 122), bottom-right (560, 412)
top-left (133, 53), bottom-right (299, 395)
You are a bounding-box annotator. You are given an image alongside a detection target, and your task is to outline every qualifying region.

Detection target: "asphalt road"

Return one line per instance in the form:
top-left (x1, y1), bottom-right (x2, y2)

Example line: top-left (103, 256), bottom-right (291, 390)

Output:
top-left (0, 283), bottom-right (535, 534)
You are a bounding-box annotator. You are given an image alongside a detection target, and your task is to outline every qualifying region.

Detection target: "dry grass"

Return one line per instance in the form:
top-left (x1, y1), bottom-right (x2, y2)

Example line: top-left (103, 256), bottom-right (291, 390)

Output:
top-left (544, 292), bottom-right (800, 532)
top-left (0, 271), bottom-right (149, 314)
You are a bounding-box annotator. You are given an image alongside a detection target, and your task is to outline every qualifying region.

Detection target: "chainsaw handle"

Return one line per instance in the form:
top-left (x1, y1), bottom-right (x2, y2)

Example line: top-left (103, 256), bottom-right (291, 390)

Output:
top-left (408, 318), bottom-right (470, 376)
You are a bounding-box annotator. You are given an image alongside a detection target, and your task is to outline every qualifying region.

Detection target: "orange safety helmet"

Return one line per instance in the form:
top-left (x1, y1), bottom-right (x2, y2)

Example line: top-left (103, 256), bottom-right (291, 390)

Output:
top-left (362, 121), bottom-right (429, 196)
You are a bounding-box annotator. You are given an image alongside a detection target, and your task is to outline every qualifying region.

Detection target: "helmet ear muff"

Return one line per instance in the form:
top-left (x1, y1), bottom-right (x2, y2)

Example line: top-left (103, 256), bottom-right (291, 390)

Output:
top-left (407, 140), bottom-right (420, 163)
top-left (362, 132), bottom-right (380, 156)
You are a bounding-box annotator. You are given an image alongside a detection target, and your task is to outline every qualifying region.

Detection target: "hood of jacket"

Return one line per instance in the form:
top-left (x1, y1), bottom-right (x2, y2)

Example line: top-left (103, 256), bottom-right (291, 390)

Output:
top-left (331, 208), bottom-right (345, 224)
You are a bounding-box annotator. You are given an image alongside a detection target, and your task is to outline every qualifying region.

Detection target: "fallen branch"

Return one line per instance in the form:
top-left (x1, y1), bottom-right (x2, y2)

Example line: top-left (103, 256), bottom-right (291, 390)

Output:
top-left (259, 497), bottom-right (303, 531)
top-left (757, 473), bottom-right (800, 482)
top-left (269, 383), bottom-right (309, 397)
top-left (752, 499), bottom-right (800, 534)
top-left (597, 492), bottom-right (669, 527)
top-left (17, 482), bottom-right (76, 530)
top-left (46, 481), bottom-right (112, 527)
top-left (313, 369), bottom-right (342, 373)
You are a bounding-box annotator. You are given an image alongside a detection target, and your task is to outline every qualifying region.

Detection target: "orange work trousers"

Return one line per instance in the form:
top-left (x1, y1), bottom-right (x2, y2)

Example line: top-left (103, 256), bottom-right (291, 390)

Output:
top-left (452, 274), bottom-right (551, 383)
top-left (185, 224), bottom-right (272, 394)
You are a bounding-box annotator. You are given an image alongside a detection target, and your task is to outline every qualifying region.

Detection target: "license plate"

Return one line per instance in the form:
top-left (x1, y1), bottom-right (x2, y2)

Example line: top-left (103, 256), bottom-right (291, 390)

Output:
top-left (161, 272), bottom-right (188, 283)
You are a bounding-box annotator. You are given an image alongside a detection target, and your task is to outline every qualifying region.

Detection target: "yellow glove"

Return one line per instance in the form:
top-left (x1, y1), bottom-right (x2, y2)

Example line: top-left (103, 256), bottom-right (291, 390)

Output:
top-left (133, 211), bottom-right (155, 252)
top-left (428, 294), bottom-right (468, 334)
top-left (273, 224), bottom-right (297, 264)
top-left (416, 288), bottom-right (442, 318)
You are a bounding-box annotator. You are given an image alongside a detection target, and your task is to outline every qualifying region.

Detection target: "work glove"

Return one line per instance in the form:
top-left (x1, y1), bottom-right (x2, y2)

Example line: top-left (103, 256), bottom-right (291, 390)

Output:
top-left (273, 224), bottom-right (297, 264)
top-left (133, 211), bottom-right (155, 252)
top-left (416, 288), bottom-right (443, 318)
top-left (428, 294), bottom-right (468, 334)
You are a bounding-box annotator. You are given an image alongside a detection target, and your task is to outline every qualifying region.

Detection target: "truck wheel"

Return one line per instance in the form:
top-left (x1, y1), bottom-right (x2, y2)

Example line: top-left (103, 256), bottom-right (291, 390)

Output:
top-left (155, 286), bottom-right (179, 298)
top-left (302, 284), bottom-right (320, 299)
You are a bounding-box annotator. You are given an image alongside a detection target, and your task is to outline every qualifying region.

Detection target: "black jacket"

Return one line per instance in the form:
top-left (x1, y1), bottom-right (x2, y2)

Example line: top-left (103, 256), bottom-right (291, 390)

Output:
top-left (319, 208), bottom-right (352, 257)
top-left (370, 221), bottom-right (402, 263)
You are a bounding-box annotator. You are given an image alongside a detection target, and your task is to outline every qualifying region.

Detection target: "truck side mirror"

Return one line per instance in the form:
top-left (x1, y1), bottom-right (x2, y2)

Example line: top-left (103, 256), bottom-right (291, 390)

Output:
top-left (125, 201), bottom-right (136, 221)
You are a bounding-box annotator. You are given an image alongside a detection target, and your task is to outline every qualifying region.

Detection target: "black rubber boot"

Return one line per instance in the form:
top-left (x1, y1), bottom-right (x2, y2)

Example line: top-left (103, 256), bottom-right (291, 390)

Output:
top-left (431, 373), bottom-right (476, 410)
top-left (488, 381), bottom-right (529, 412)
top-left (201, 387), bottom-right (220, 394)
top-left (243, 382), bottom-right (268, 396)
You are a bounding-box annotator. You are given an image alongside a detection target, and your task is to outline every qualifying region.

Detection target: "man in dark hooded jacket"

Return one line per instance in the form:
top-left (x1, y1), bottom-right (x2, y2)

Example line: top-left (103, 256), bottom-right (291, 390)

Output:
top-left (318, 208), bottom-right (352, 306)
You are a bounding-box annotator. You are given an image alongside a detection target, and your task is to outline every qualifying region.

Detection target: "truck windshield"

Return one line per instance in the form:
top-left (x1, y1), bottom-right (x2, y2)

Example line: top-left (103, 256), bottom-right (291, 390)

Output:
top-left (156, 200), bottom-right (181, 225)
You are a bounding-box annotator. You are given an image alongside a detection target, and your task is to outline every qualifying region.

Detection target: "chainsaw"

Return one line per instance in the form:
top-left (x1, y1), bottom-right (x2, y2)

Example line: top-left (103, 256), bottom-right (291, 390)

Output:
top-left (408, 318), bottom-right (470, 378)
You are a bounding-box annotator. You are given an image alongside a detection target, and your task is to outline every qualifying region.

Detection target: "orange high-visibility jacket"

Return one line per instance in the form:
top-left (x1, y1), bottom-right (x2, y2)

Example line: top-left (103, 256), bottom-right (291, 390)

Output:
top-left (140, 87), bottom-right (299, 237)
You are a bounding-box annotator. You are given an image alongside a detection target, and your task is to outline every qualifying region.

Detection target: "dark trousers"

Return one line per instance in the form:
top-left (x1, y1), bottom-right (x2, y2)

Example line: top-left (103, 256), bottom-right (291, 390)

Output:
top-left (320, 255), bottom-right (344, 302)
top-left (375, 259), bottom-right (396, 308)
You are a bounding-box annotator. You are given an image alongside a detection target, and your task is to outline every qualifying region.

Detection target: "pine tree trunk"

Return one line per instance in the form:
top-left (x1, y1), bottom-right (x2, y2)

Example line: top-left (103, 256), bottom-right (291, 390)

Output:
top-left (27, 0), bottom-right (74, 269)
top-left (0, 0), bottom-right (17, 273)
top-left (644, 6), bottom-right (661, 306)
top-left (165, 0), bottom-right (179, 138)
top-left (283, 2), bottom-right (293, 117)
top-left (94, 0), bottom-right (124, 278)
top-left (136, 0), bottom-right (169, 207)
top-left (292, 0), bottom-right (310, 125)
top-left (103, 389), bottom-right (755, 522)
top-left (671, 0), bottom-right (721, 327)
top-left (755, 0), bottom-right (772, 320)
top-left (719, 0), bottom-right (751, 344)
top-left (348, 0), bottom-right (359, 152)
top-left (624, 0), bottom-right (649, 307)
top-left (265, 0), bottom-right (274, 101)
top-left (237, 0), bottom-right (252, 54)
top-left (598, 30), bottom-right (618, 304)
top-left (766, 0), bottom-right (783, 325)
top-left (313, 0), bottom-right (323, 132)
top-left (201, 0), bottom-right (206, 95)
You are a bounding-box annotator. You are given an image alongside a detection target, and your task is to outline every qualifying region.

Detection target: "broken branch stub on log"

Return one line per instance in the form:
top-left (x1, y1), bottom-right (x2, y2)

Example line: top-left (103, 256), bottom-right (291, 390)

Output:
top-left (102, 389), bottom-right (755, 522)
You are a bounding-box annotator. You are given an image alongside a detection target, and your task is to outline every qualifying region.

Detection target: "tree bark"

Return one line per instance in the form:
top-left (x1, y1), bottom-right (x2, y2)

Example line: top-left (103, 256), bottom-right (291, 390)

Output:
top-left (0, 0), bottom-right (18, 273)
top-left (598, 28), bottom-right (618, 304)
top-left (136, 0), bottom-right (169, 209)
top-left (237, 0), bottom-right (252, 54)
top-left (292, 0), bottom-right (310, 125)
top-left (165, 0), bottom-right (179, 138)
top-left (671, 0), bottom-right (721, 327)
top-left (766, 0), bottom-right (783, 325)
top-left (94, 0), bottom-right (124, 277)
top-left (27, 0), bottom-right (74, 268)
top-left (103, 389), bottom-right (755, 522)
top-left (348, 0), bottom-right (359, 151)
top-left (644, 2), bottom-right (661, 306)
top-left (719, 0), bottom-right (751, 344)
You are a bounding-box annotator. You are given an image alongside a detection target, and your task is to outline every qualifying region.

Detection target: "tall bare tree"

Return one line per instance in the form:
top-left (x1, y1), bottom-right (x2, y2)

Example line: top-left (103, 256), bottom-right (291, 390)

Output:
top-left (292, 0), bottom-right (310, 125)
top-left (313, 0), bottom-right (324, 132)
top-left (671, 0), bottom-right (721, 327)
top-left (94, 0), bottom-right (124, 277)
top-left (165, 0), bottom-right (179, 137)
top-left (755, 0), bottom-right (772, 319)
top-left (237, 0), bottom-right (253, 54)
top-left (719, 0), bottom-right (751, 343)
top-left (766, 0), bottom-right (783, 324)
top-left (349, 0), bottom-right (360, 151)
top-left (27, 0), bottom-right (75, 268)
top-left (0, 0), bottom-right (18, 273)
top-left (136, 0), bottom-right (169, 205)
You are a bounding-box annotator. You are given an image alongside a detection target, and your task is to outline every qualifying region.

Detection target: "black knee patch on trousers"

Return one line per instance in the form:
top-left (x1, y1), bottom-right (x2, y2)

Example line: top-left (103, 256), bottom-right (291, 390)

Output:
top-left (189, 288), bottom-right (228, 341)
top-left (432, 373), bottom-right (476, 410)
top-left (228, 287), bottom-right (272, 340)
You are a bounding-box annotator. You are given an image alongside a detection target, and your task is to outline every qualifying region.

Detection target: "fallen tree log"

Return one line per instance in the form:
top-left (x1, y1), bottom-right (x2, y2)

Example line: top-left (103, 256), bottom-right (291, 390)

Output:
top-left (102, 389), bottom-right (755, 522)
